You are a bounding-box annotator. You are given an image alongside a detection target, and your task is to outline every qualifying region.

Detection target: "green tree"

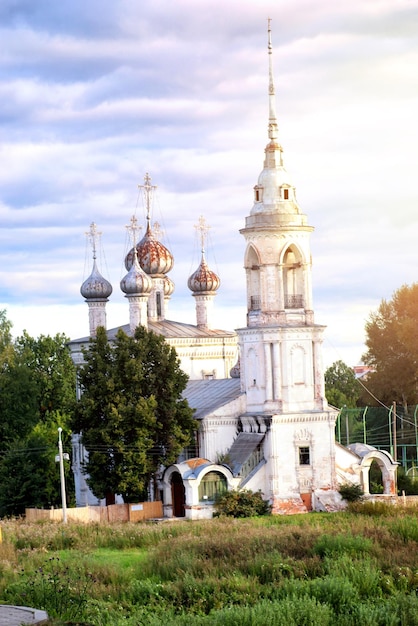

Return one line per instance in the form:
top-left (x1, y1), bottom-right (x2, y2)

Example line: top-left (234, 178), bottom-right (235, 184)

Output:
top-left (0, 421), bottom-right (74, 517)
top-left (72, 326), bottom-right (196, 503)
top-left (362, 283), bottom-right (418, 412)
top-left (0, 324), bottom-right (76, 515)
top-left (0, 332), bottom-right (76, 443)
top-left (14, 331), bottom-right (76, 419)
top-left (0, 309), bottom-right (13, 369)
top-left (325, 360), bottom-right (360, 408)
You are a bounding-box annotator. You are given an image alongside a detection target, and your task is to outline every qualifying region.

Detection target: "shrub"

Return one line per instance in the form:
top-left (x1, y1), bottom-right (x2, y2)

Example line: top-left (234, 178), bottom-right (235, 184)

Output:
top-left (214, 489), bottom-right (271, 518)
top-left (338, 482), bottom-right (364, 502)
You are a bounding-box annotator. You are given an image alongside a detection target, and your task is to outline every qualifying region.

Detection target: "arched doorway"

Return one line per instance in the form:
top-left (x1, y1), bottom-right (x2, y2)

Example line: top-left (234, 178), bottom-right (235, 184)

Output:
top-left (369, 460), bottom-right (384, 494)
top-left (171, 472), bottom-right (185, 517)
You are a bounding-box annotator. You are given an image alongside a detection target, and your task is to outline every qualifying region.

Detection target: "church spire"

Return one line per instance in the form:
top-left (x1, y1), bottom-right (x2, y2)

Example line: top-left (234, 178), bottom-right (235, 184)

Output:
top-left (267, 18), bottom-right (278, 143)
top-left (249, 21), bottom-right (303, 217)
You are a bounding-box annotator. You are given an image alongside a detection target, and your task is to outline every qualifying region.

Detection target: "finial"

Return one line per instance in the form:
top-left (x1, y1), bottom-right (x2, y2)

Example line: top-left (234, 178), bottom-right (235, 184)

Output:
top-left (85, 222), bottom-right (102, 260)
top-left (194, 215), bottom-right (210, 254)
top-left (267, 18), bottom-right (278, 141)
top-left (126, 215), bottom-right (142, 260)
top-left (139, 172), bottom-right (157, 230)
top-left (152, 221), bottom-right (164, 240)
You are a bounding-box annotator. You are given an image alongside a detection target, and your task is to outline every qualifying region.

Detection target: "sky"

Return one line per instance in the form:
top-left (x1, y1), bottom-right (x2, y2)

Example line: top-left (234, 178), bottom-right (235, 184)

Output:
top-left (1, 0), bottom-right (418, 368)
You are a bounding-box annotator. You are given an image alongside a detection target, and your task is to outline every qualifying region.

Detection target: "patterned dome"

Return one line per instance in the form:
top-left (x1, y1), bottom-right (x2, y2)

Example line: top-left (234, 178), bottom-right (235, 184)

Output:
top-left (80, 260), bottom-right (113, 300)
top-left (188, 255), bottom-right (220, 294)
top-left (125, 224), bottom-right (174, 277)
top-left (120, 255), bottom-right (152, 296)
top-left (163, 276), bottom-right (175, 297)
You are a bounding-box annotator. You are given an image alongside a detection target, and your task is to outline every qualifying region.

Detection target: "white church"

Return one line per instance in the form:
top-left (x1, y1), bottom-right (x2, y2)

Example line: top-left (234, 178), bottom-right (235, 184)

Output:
top-left (69, 26), bottom-right (398, 517)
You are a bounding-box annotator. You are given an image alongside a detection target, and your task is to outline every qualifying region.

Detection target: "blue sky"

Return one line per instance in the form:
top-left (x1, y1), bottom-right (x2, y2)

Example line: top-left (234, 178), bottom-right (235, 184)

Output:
top-left (1, 0), bottom-right (418, 367)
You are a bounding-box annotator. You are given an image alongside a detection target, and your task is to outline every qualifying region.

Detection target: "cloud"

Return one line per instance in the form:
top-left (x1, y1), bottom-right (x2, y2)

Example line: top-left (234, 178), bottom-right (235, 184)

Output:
top-left (0, 0), bottom-right (417, 369)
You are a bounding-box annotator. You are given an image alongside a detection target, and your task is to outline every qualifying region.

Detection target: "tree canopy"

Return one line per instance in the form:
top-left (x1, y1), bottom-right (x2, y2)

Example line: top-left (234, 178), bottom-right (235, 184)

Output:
top-left (0, 311), bottom-right (76, 516)
top-left (362, 283), bottom-right (418, 411)
top-left (72, 325), bottom-right (196, 503)
top-left (325, 360), bottom-right (361, 409)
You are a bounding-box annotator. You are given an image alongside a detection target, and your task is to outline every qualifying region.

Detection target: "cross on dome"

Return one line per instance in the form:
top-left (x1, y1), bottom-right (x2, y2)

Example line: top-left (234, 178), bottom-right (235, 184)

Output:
top-left (139, 172), bottom-right (157, 230)
top-left (85, 222), bottom-right (102, 260)
top-left (194, 215), bottom-right (211, 253)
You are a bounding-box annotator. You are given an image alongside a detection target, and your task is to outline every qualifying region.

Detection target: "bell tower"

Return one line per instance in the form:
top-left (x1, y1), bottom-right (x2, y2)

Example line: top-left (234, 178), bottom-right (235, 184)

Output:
top-left (238, 22), bottom-right (324, 414)
top-left (237, 22), bottom-right (338, 513)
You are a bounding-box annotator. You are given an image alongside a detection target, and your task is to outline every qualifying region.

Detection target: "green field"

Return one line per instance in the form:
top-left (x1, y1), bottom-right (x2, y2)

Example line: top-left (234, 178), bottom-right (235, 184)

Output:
top-left (0, 502), bottom-right (417, 625)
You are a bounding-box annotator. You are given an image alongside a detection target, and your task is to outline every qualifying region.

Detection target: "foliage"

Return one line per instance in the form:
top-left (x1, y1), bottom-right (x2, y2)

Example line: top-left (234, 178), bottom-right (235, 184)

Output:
top-left (397, 467), bottom-right (418, 496)
top-left (338, 482), bottom-right (364, 502)
top-left (214, 489), bottom-right (271, 517)
top-left (0, 331), bottom-right (76, 443)
top-left (362, 283), bottom-right (418, 411)
top-left (0, 422), bottom-right (74, 517)
top-left (14, 331), bottom-right (76, 418)
top-left (2, 510), bottom-right (418, 625)
top-left (0, 315), bottom-right (76, 516)
top-left (72, 325), bottom-right (196, 502)
top-left (325, 360), bottom-right (361, 408)
top-left (6, 556), bottom-right (95, 621)
top-left (0, 308), bottom-right (13, 369)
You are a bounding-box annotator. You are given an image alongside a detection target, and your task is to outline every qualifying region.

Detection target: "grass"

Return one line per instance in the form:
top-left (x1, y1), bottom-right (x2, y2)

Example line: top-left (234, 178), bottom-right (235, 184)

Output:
top-left (0, 504), bottom-right (417, 624)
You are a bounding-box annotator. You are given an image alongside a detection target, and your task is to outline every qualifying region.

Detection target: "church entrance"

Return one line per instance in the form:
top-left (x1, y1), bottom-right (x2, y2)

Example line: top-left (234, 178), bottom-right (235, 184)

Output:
top-left (171, 472), bottom-right (186, 517)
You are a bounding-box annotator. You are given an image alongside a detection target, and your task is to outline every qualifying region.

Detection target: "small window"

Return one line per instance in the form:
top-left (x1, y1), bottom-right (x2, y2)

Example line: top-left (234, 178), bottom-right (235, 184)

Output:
top-left (198, 471), bottom-right (227, 502)
top-left (299, 447), bottom-right (310, 465)
top-left (156, 292), bottom-right (162, 317)
top-left (283, 188), bottom-right (289, 200)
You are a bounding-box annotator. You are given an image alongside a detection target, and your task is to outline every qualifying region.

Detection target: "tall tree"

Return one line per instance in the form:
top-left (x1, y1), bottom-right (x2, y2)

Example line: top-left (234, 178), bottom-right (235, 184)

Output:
top-left (0, 309), bottom-right (13, 369)
top-left (325, 360), bottom-right (361, 409)
top-left (0, 325), bottom-right (76, 515)
top-left (0, 332), bottom-right (76, 442)
top-left (72, 326), bottom-right (196, 503)
top-left (362, 283), bottom-right (418, 412)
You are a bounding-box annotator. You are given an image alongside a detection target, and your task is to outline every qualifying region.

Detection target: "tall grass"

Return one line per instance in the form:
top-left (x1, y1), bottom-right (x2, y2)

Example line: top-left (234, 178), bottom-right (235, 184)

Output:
top-left (0, 507), bottom-right (417, 625)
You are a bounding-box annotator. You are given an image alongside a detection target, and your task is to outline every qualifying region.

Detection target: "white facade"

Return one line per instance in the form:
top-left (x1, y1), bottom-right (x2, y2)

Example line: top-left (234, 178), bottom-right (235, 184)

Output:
top-left (72, 26), bottom-right (397, 515)
top-left (163, 25), bottom-right (347, 517)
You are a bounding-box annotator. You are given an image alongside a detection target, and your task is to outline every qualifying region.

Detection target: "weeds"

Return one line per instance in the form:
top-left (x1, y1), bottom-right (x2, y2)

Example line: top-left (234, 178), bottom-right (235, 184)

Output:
top-left (4, 556), bottom-right (95, 621)
top-left (0, 511), bottom-right (417, 625)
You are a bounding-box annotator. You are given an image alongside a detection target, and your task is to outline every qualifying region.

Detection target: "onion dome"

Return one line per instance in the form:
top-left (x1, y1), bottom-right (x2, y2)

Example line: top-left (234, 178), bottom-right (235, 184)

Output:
top-left (120, 253), bottom-right (152, 296)
top-left (81, 259), bottom-right (113, 300)
top-left (125, 223), bottom-right (174, 277)
top-left (188, 254), bottom-right (220, 294)
top-left (163, 276), bottom-right (175, 297)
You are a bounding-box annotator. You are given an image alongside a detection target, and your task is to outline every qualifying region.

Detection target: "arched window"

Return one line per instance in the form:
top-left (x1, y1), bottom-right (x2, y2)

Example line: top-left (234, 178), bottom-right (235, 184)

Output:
top-left (245, 246), bottom-right (261, 311)
top-left (198, 471), bottom-right (227, 502)
top-left (283, 246), bottom-right (304, 308)
top-left (156, 292), bottom-right (162, 317)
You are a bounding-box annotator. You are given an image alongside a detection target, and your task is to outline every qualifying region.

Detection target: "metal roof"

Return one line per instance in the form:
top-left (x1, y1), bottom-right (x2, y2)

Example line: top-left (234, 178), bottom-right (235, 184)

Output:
top-left (69, 319), bottom-right (236, 345)
top-left (228, 432), bottom-right (265, 475)
top-left (183, 378), bottom-right (243, 419)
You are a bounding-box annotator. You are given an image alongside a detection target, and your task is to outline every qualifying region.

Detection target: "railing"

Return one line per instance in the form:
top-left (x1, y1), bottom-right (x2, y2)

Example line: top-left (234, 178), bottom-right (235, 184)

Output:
top-left (250, 296), bottom-right (261, 310)
top-left (238, 447), bottom-right (264, 479)
top-left (285, 294), bottom-right (304, 309)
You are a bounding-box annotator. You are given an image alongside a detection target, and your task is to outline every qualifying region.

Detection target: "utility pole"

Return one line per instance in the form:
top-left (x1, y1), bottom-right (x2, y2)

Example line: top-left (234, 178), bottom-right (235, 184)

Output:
top-left (57, 428), bottom-right (68, 524)
top-left (344, 405), bottom-right (349, 446)
top-left (392, 401), bottom-right (397, 462)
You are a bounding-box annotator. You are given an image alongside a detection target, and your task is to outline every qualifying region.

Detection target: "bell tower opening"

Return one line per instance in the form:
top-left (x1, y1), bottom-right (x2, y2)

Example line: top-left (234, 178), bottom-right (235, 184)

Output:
top-left (245, 245), bottom-right (261, 312)
top-left (283, 246), bottom-right (304, 309)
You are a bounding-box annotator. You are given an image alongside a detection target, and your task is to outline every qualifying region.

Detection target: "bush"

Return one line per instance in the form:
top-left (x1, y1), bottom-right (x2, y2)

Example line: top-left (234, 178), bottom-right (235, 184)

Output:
top-left (338, 483), bottom-right (364, 502)
top-left (214, 489), bottom-right (271, 518)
